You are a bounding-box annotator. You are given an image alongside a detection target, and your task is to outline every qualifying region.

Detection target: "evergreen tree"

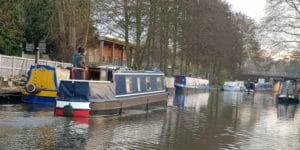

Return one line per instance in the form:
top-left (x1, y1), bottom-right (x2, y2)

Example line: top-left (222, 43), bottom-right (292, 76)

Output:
top-left (24, 0), bottom-right (53, 48)
top-left (0, 0), bottom-right (25, 56)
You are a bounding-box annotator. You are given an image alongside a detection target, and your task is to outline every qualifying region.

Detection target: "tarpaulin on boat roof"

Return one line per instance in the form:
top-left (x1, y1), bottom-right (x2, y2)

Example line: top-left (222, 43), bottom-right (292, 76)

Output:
top-left (89, 82), bottom-right (115, 102)
top-left (58, 80), bottom-right (115, 102)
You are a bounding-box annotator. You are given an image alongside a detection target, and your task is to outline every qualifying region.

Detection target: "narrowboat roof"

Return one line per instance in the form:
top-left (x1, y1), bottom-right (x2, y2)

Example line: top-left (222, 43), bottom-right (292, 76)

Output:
top-left (144, 67), bottom-right (162, 72)
top-left (114, 72), bottom-right (165, 76)
top-left (59, 79), bottom-right (111, 83)
top-left (90, 65), bottom-right (164, 74)
top-left (90, 65), bottom-right (121, 70)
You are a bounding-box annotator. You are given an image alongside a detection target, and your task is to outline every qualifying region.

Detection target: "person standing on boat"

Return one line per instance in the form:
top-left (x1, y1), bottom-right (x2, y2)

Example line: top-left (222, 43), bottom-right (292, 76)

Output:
top-left (72, 47), bottom-right (86, 79)
top-left (246, 79), bottom-right (254, 93)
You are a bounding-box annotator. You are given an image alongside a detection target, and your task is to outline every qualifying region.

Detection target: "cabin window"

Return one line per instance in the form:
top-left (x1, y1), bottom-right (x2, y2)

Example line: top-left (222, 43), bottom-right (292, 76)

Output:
top-left (137, 77), bottom-right (141, 92)
top-left (126, 76), bottom-right (133, 93)
top-left (157, 77), bottom-right (163, 90)
top-left (100, 69), bottom-right (107, 81)
top-left (146, 77), bottom-right (151, 91)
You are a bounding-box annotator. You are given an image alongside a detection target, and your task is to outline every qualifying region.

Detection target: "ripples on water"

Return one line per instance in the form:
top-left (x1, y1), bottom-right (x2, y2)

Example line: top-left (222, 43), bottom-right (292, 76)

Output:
top-left (0, 90), bottom-right (300, 149)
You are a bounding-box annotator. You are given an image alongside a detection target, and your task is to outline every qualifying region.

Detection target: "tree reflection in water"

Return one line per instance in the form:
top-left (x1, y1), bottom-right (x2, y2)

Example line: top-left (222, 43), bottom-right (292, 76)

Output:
top-left (172, 92), bottom-right (209, 112)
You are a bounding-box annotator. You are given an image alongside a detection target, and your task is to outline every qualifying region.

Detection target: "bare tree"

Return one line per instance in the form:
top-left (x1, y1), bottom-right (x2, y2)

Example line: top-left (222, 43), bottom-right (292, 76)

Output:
top-left (49, 0), bottom-right (92, 62)
top-left (92, 0), bottom-right (258, 84)
top-left (261, 0), bottom-right (300, 51)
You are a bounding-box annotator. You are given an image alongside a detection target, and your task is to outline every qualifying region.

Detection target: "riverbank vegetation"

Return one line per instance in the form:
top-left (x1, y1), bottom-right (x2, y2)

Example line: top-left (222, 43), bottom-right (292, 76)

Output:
top-left (0, 0), bottom-right (268, 86)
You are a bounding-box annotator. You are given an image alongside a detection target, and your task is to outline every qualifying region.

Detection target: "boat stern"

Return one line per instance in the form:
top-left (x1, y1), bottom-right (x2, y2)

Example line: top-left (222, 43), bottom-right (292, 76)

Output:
top-left (21, 65), bottom-right (70, 104)
top-left (55, 100), bottom-right (91, 117)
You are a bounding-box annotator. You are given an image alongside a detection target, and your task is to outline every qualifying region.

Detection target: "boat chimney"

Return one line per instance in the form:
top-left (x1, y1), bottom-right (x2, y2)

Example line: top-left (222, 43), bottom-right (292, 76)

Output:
top-left (34, 47), bottom-right (40, 64)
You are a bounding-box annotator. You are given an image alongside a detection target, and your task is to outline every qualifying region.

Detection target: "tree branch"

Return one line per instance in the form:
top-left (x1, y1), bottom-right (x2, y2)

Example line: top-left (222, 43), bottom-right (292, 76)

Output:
top-left (285, 0), bottom-right (300, 15)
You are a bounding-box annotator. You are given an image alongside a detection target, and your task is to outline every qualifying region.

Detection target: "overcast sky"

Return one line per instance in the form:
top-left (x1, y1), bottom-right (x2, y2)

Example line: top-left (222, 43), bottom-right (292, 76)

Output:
top-left (225, 0), bottom-right (266, 22)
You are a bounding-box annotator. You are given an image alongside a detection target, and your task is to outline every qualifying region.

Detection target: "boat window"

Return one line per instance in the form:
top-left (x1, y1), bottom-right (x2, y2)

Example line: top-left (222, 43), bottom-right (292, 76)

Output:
top-left (101, 69), bottom-right (107, 81)
top-left (146, 77), bottom-right (151, 91)
top-left (157, 77), bottom-right (162, 90)
top-left (126, 76), bottom-right (133, 93)
top-left (137, 77), bottom-right (141, 92)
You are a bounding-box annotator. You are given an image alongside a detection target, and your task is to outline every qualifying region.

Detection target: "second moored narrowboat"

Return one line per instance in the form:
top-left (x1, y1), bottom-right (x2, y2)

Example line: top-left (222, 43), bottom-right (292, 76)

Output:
top-left (21, 65), bottom-right (70, 104)
top-left (174, 75), bottom-right (210, 94)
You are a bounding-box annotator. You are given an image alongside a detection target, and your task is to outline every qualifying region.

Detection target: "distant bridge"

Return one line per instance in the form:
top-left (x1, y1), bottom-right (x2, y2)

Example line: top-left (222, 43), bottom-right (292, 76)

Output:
top-left (242, 71), bottom-right (300, 80)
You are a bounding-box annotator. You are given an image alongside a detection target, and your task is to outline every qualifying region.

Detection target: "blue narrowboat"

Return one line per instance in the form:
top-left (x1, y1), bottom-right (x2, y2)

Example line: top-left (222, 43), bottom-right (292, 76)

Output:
top-left (55, 68), bottom-right (168, 117)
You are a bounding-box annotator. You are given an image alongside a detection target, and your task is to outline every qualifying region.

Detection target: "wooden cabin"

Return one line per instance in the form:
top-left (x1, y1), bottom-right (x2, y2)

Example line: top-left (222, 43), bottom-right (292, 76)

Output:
top-left (85, 36), bottom-right (128, 81)
top-left (86, 36), bottom-right (127, 67)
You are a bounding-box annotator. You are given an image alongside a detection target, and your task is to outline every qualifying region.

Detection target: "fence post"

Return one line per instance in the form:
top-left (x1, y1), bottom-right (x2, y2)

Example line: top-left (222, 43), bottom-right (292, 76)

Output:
top-left (12, 56), bottom-right (15, 77)
top-left (0, 55), bottom-right (1, 68)
top-left (0, 55), bottom-right (1, 75)
top-left (25, 58), bottom-right (28, 75)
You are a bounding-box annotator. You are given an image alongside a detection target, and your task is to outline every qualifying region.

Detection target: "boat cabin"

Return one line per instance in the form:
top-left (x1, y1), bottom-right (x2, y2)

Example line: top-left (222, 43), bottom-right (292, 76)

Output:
top-left (59, 70), bottom-right (166, 101)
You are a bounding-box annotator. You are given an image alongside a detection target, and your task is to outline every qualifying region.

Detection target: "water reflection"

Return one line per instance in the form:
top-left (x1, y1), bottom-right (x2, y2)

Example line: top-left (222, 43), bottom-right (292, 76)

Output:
top-left (277, 103), bottom-right (297, 119)
top-left (222, 91), bottom-right (244, 106)
top-left (54, 118), bottom-right (89, 149)
top-left (85, 111), bottom-right (165, 149)
top-left (173, 92), bottom-right (209, 112)
top-left (22, 103), bottom-right (54, 112)
top-left (0, 104), bottom-right (56, 149)
top-left (1, 91), bottom-right (300, 149)
top-left (161, 91), bottom-right (300, 150)
top-left (173, 93), bottom-right (185, 108)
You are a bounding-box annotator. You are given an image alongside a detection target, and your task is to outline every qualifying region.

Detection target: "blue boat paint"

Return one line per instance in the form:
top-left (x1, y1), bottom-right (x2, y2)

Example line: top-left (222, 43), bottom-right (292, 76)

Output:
top-left (21, 95), bottom-right (55, 104)
top-left (174, 75), bottom-right (186, 88)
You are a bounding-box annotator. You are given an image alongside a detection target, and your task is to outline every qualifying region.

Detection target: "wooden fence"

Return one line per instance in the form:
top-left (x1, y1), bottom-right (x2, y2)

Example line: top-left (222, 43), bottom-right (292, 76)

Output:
top-left (0, 54), bottom-right (72, 78)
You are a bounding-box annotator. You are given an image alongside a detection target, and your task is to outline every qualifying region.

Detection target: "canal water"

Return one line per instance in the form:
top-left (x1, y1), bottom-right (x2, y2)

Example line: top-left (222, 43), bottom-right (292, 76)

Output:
top-left (0, 90), bottom-right (300, 149)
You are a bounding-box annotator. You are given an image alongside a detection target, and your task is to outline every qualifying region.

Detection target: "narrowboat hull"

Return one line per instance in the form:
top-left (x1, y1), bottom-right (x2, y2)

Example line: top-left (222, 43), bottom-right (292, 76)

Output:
top-left (223, 81), bottom-right (246, 92)
top-left (55, 101), bottom-right (91, 117)
top-left (174, 75), bottom-right (210, 94)
top-left (22, 95), bottom-right (56, 104)
top-left (55, 92), bottom-right (168, 117)
top-left (255, 83), bottom-right (273, 91)
top-left (175, 86), bottom-right (209, 94)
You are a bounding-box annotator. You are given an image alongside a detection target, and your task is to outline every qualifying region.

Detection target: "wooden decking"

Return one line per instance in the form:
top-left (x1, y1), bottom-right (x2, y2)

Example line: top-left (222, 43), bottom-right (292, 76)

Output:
top-left (0, 86), bottom-right (22, 104)
top-left (0, 86), bottom-right (22, 94)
